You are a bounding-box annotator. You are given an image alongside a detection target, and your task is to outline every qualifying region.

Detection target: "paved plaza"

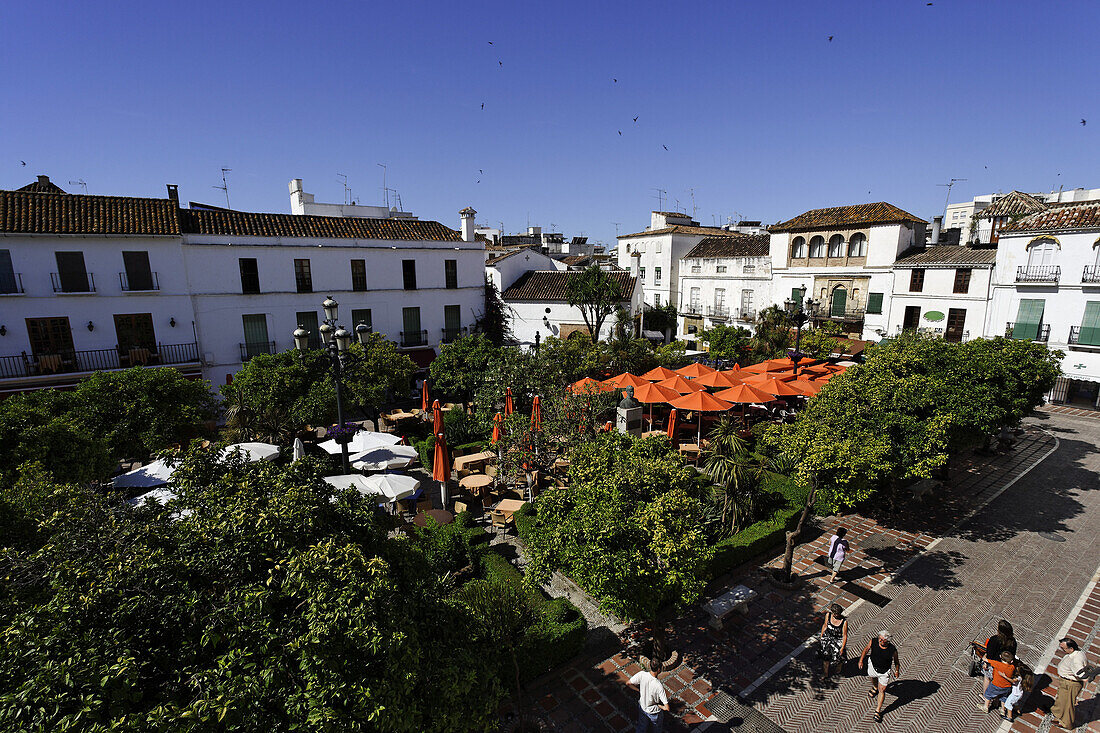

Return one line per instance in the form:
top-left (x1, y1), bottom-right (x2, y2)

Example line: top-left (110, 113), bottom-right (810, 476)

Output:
top-left (527, 411), bottom-right (1100, 732)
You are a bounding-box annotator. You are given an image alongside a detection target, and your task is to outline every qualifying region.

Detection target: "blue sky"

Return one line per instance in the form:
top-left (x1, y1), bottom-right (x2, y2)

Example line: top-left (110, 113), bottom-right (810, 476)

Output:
top-left (3, 0), bottom-right (1098, 246)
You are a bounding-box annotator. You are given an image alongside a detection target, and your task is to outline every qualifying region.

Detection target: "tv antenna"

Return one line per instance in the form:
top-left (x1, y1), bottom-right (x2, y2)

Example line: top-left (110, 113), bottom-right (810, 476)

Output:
top-left (213, 168), bottom-right (231, 209)
top-left (937, 178), bottom-right (967, 215)
top-left (688, 187), bottom-right (697, 218)
top-left (337, 173), bottom-right (351, 205)
top-left (651, 188), bottom-right (667, 211)
top-left (68, 179), bottom-right (87, 194)
top-left (612, 222), bottom-right (622, 236)
top-left (377, 163), bottom-right (388, 208)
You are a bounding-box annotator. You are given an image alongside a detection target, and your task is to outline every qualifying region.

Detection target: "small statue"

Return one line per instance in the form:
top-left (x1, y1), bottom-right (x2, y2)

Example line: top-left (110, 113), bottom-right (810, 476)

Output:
top-left (619, 385), bottom-right (640, 409)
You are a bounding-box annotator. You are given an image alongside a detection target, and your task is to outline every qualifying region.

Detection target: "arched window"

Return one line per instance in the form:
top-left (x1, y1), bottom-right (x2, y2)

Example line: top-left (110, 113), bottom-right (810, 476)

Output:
top-left (808, 235), bottom-right (825, 258)
top-left (828, 234), bottom-right (845, 257)
top-left (1027, 238), bottom-right (1056, 267)
top-left (791, 236), bottom-right (807, 258)
top-left (830, 285), bottom-right (848, 317)
top-left (848, 233), bottom-right (867, 257)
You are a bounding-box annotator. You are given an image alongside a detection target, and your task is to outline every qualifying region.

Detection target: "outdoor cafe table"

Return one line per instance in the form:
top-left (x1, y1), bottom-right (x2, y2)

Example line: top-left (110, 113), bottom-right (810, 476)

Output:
top-left (459, 474), bottom-right (493, 495)
top-left (494, 499), bottom-right (526, 520)
top-left (413, 509), bottom-right (454, 527)
top-left (454, 450), bottom-right (495, 472)
top-left (678, 443), bottom-right (701, 459)
top-left (642, 430), bottom-right (667, 439)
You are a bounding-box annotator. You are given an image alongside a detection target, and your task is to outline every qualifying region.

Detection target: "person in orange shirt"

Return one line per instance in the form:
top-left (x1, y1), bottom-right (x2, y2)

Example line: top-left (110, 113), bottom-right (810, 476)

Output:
top-left (980, 650), bottom-right (1018, 713)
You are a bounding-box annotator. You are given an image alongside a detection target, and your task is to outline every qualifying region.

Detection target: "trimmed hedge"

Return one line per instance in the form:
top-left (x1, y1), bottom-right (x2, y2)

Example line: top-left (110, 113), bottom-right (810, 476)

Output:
top-left (479, 550), bottom-right (587, 683)
top-left (706, 475), bottom-right (811, 578)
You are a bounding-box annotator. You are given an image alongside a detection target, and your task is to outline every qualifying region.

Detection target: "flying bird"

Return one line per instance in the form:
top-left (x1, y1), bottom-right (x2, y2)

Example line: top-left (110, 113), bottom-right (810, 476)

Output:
top-left (613, 78), bottom-right (617, 83)
top-left (662, 145), bottom-right (668, 151)
top-left (633, 116), bottom-right (639, 122)
top-left (477, 180), bottom-right (481, 184)
top-left (1082, 119), bottom-right (1087, 126)
top-left (827, 35), bottom-right (834, 41)
top-left (20, 161), bottom-right (26, 166)
top-left (498, 61), bottom-right (502, 67)
top-left (488, 41), bottom-right (493, 45)
top-left (479, 169), bottom-right (483, 174)
top-left (481, 103), bottom-right (484, 110)
top-left (926, 2), bottom-right (932, 5)
top-left (618, 131), bottom-right (622, 136)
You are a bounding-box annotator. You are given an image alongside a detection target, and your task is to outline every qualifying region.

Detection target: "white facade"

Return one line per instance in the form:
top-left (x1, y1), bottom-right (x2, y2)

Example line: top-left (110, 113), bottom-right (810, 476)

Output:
top-left (501, 271), bottom-right (639, 348)
top-left (887, 248), bottom-right (996, 342)
top-left (485, 247), bottom-right (564, 295)
top-left (676, 236), bottom-right (772, 345)
top-left (289, 178), bottom-right (417, 219)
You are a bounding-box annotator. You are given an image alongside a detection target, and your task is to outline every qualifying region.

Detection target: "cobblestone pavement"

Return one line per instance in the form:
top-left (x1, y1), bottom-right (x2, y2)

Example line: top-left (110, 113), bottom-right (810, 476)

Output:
top-left (524, 414), bottom-right (1100, 732)
top-left (1038, 404), bottom-right (1100, 421)
top-left (752, 412), bottom-right (1100, 733)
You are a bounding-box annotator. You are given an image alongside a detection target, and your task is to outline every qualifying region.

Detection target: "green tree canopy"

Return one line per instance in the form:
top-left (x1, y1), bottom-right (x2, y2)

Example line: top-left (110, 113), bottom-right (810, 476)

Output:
top-left (565, 266), bottom-right (626, 341)
top-left (699, 324), bottom-right (752, 364)
top-left (429, 334), bottom-right (504, 405)
top-left (0, 390), bottom-right (111, 486)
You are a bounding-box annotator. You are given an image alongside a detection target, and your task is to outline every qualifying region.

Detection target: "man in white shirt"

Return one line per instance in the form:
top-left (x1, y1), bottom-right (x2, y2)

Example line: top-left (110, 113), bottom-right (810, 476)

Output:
top-left (627, 658), bottom-right (670, 732)
top-left (1051, 637), bottom-right (1088, 729)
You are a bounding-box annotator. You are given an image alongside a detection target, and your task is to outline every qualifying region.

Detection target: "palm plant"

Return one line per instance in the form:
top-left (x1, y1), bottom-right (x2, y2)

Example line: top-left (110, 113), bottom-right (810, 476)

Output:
top-left (702, 418), bottom-right (765, 534)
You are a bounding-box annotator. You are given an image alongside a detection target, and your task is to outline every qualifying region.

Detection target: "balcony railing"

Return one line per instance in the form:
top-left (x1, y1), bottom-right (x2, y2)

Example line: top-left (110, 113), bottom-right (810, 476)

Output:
top-left (1083, 266), bottom-right (1100, 284)
top-left (707, 305), bottom-right (729, 320)
top-left (240, 341), bottom-right (277, 360)
top-left (0, 342), bottom-right (200, 380)
top-left (684, 304), bottom-right (703, 316)
top-left (1005, 322), bottom-right (1050, 342)
top-left (51, 272), bottom-right (96, 293)
top-left (1016, 265), bottom-right (1060, 283)
top-left (441, 326), bottom-right (468, 344)
top-left (400, 330), bottom-right (428, 347)
top-left (734, 309), bottom-right (755, 323)
top-left (812, 304), bottom-right (867, 320)
top-left (119, 271), bottom-right (160, 291)
top-left (0, 273), bottom-right (24, 294)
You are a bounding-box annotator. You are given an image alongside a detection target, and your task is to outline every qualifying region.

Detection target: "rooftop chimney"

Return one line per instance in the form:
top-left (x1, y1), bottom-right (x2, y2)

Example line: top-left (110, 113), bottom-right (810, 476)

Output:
top-left (630, 250), bottom-right (641, 278)
top-left (37, 175), bottom-right (50, 186)
top-left (166, 184), bottom-right (179, 205)
top-left (460, 207), bottom-right (477, 242)
top-left (931, 215), bottom-right (942, 246)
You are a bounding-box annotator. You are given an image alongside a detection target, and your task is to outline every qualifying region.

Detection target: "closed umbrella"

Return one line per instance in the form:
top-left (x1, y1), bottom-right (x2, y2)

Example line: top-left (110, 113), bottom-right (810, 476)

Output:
top-left (666, 408), bottom-right (679, 440)
top-left (641, 366), bottom-right (678, 381)
top-left (421, 380), bottom-right (430, 411)
top-left (676, 362), bottom-right (716, 378)
top-left (219, 442), bottom-right (280, 462)
top-left (657, 375), bottom-right (706, 394)
top-left (504, 387), bottom-right (514, 416)
top-left (491, 412), bottom-right (503, 444)
top-left (530, 395), bottom-right (542, 431)
top-left (432, 399), bottom-right (444, 434)
top-left (433, 432), bottom-right (451, 506)
top-left (605, 372), bottom-right (648, 389)
top-left (292, 438), bottom-right (306, 462)
top-left (668, 390), bottom-right (734, 445)
top-left (319, 430), bottom-right (400, 455)
top-left (113, 459), bottom-right (174, 489)
top-left (350, 444), bottom-right (419, 471)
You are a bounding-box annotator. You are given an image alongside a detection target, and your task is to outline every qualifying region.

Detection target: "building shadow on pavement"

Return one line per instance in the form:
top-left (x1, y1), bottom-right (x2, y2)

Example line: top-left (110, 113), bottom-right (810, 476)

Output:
top-left (888, 549), bottom-right (968, 591)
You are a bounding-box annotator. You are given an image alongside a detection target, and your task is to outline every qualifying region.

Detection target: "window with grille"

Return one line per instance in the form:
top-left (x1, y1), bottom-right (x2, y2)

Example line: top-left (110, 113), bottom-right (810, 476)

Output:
top-left (351, 259), bottom-right (367, 291)
top-left (910, 269), bottom-right (925, 292)
top-left (953, 269), bottom-right (971, 294)
top-left (294, 259), bottom-right (313, 293)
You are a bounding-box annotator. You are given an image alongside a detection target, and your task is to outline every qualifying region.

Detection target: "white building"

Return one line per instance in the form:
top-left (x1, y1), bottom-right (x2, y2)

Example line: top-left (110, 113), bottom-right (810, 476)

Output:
top-left (485, 245), bottom-right (565, 295)
top-left (676, 234), bottom-right (771, 349)
top-left (946, 187), bottom-right (1100, 244)
top-left (289, 178), bottom-right (417, 220)
top-left (617, 211), bottom-right (747, 310)
top-left (988, 200), bottom-right (1100, 407)
top-left (500, 270), bottom-right (638, 347)
top-left (887, 245), bottom-right (997, 341)
top-left (768, 202), bottom-right (927, 341)
top-left (0, 178), bottom-right (485, 394)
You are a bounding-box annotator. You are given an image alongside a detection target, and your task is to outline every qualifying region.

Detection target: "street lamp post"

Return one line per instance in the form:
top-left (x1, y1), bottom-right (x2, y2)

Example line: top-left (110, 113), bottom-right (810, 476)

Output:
top-left (784, 287), bottom-right (817, 378)
top-left (293, 296), bottom-right (372, 474)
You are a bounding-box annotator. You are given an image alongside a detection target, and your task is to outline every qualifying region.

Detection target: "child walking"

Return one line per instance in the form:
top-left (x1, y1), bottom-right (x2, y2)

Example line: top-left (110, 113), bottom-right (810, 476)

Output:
top-left (1002, 663), bottom-right (1034, 722)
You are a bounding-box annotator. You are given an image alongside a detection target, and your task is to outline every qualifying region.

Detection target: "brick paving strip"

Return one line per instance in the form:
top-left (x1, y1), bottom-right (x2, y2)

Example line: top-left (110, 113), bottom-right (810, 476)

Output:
top-left (523, 419), bottom-right (1097, 732)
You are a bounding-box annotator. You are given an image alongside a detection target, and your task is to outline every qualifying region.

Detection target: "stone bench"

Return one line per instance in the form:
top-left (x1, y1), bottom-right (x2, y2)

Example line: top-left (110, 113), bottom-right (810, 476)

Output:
top-left (703, 584), bottom-right (757, 630)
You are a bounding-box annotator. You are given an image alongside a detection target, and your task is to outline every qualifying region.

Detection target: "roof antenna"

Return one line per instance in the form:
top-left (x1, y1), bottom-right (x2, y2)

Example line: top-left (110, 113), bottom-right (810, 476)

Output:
top-left (213, 168), bottom-right (231, 209)
top-left (937, 178), bottom-right (967, 216)
top-left (337, 173), bottom-right (351, 205)
top-left (689, 187), bottom-right (697, 218)
top-left (377, 163), bottom-right (388, 208)
top-left (68, 179), bottom-right (87, 194)
top-left (612, 222), bottom-right (622, 236)
top-left (650, 188), bottom-right (667, 211)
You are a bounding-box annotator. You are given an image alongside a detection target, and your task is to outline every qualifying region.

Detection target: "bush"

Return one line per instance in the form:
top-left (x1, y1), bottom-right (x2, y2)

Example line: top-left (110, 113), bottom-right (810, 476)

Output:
top-left (706, 474), bottom-right (809, 578)
top-left (478, 550), bottom-right (587, 682)
top-left (414, 435), bottom-right (436, 471)
top-left (412, 513), bottom-right (484, 575)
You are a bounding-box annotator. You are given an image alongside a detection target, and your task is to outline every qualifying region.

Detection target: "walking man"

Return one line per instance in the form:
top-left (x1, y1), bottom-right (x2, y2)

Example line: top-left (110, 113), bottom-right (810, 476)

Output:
top-left (1051, 637), bottom-right (1088, 729)
top-left (627, 658), bottom-right (670, 733)
top-left (860, 630), bottom-right (901, 724)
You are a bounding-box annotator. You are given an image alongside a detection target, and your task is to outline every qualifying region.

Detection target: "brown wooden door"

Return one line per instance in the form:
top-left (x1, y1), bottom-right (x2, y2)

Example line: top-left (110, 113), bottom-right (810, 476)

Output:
top-left (944, 308), bottom-right (966, 342)
top-left (902, 306), bottom-right (921, 331)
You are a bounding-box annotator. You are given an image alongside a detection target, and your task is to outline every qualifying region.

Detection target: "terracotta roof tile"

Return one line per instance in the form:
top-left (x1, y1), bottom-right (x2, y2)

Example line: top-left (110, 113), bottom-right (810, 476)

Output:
top-left (16, 176), bottom-right (67, 194)
top-left (502, 270), bottom-right (636, 302)
top-left (179, 209), bottom-right (463, 241)
top-left (771, 202), bottom-right (927, 232)
top-left (683, 234), bottom-right (770, 259)
top-left (1000, 201), bottom-right (1100, 233)
top-left (619, 224), bottom-right (745, 239)
top-left (486, 245), bottom-right (540, 265)
top-left (0, 190), bottom-right (180, 235)
top-left (561, 254), bottom-right (591, 265)
top-left (892, 245), bottom-right (997, 268)
top-left (975, 190), bottom-right (1048, 219)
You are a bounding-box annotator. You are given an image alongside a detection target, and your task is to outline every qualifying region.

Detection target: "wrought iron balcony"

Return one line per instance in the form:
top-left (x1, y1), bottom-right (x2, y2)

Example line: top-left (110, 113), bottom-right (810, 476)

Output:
top-left (1005, 322), bottom-right (1050, 342)
top-left (119, 271), bottom-right (160, 291)
top-left (707, 305), bottom-right (729, 320)
top-left (812, 303), bottom-right (867, 320)
top-left (240, 341), bottom-right (277, 360)
top-left (400, 330), bottom-right (428, 347)
top-left (441, 326), bottom-right (468, 344)
top-left (1070, 326), bottom-right (1081, 345)
top-left (683, 304), bottom-right (703, 316)
top-left (0, 273), bottom-right (24, 294)
top-left (734, 309), bottom-right (755, 323)
top-left (0, 342), bottom-right (200, 380)
top-left (51, 272), bottom-right (96, 293)
top-left (1083, 266), bottom-right (1100, 284)
top-left (1016, 265), bottom-right (1060, 283)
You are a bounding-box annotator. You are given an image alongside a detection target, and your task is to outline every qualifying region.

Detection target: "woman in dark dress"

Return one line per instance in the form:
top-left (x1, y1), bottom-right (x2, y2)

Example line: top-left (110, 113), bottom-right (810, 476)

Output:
top-left (982, 620), bottom-right (1017, 694)
top-left (819, 603), bottom-right (848, 677)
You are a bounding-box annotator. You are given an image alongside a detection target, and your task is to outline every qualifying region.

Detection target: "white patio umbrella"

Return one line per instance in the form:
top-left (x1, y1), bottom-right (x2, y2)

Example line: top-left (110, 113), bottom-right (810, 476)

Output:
top-left (318, 430), bottom-right (401, 455)
top-left (362, 472), bottom-right (420, 502)
top-left (350, 444), bottom-right (419, 471)
top-left (219, 442), bottom-right (280, 462)
top-left (323, 474), bottom-right (381, 495)
top-left (113, 459), bottom-right (175, 489)
top-left (126, 486), bottom-right (177, 506)
top-left (292, 438), bottom-right (306, 462)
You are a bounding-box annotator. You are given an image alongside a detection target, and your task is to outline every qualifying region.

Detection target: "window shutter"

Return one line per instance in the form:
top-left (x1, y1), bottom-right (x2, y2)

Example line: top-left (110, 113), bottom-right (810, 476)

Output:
top-left (1080, 302), bottom-right (1100, 346)
top-left (1014, 299), bottom-right (1044, 340)
top-left (867, 293), bottom-right (884, 314)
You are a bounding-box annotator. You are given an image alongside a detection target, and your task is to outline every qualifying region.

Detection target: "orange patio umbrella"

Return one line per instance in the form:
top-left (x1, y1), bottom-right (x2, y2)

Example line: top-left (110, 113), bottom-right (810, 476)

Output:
top-left (421, 380), bottom-right (430, 411)
top-left (504, 387), bottom-right (514, 416)
top-left (668, 390), bottom-right (734, 445)
top-left (491, 412), bottom-right (503, 443)
top-left (432, 431), bottom-right (451, 506)
top-left (571, 377), bottom-right (614, 395)
top-left (676, 362), bottom-right (716, 379)
top-left (657, 375), bottom-right (706, 394)
top-left (822, 364), bottom-right (847, 373)
top-left (432, 399), bottom-right (444, 434)
top-left (666, 408), bottom-right (679, 440)
top-left (692, 370), bottom-right (741, 389)
top-left (641, 366), bottom-right (678, 381)
top-left (741, 361), bottom-right (790, 374)
top-left (530, 395), bottom-right (542, 431)
top-left (787, 379), bottom-right (821, 396)
top-left (739, 372), bottom-right (775, 385)
top-left (605, 372), bottom-right (648, 389)
top-left (714, 383), bottom-right (776, 404)
top-left (632, 382), bottom-right (682, 404)
top-left (814, 372), bottom-right (838, 383)
top-left (751, 378), bottom-right (806, 397)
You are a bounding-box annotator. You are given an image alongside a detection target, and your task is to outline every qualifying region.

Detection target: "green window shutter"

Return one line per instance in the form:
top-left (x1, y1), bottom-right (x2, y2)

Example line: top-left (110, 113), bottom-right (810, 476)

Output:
top-left (791, 287), bottom-right (802, 302)
top-left (867, 293), bottom-right (883, 314)
top-left (1080, 301), bottom-right (1100, 346)
top-left (1013, 299), bottom-right (1045, 340)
